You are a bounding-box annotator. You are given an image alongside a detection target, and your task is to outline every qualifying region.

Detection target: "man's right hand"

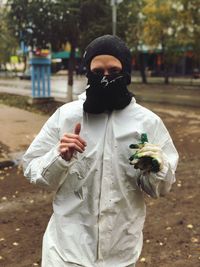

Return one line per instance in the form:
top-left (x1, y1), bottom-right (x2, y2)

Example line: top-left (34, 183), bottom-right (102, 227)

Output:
top-left (59, 123), bottom-right (87, 161)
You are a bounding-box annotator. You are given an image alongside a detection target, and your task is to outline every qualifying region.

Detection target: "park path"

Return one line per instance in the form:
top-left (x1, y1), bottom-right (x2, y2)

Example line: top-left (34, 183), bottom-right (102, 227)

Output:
top-left (0, 104), bottom-right (48, 162)
top-left (0, 75), bottom-right (200, 106)
top-left (0, 75), bottom-right (86, 101)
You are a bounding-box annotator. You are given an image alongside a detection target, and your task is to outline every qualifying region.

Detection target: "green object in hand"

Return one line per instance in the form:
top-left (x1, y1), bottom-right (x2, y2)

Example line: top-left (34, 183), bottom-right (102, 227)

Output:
top-left (129, 133), bottom-right (148, 152)
top-left (129, 133), bottom-right (161, 173)
top-left (141, 133), bottom-right (148, 144)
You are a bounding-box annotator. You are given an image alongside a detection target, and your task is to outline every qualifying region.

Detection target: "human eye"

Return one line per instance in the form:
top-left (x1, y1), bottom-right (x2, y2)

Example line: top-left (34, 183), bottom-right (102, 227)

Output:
top-left (108, 67), bottom-right (122, 75)
top-left (92, 68), bottom-right (104, 76)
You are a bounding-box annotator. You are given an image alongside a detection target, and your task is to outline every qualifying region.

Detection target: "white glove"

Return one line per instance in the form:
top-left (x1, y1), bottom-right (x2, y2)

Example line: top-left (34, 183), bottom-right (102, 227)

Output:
top-left (129, 143), bottom-right (164, 173)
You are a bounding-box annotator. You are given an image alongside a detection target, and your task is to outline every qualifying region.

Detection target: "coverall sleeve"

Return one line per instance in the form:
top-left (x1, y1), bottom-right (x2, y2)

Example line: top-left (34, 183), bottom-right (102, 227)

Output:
top-left (137, 119), bottom-right (179, 198)
top-left (22, 108), bottom-right (74, 190)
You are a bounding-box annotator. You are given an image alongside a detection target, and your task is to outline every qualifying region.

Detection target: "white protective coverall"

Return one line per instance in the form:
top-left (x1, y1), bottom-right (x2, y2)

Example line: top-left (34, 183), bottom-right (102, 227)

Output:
top-left (23, 93), bottom-right (179, 267)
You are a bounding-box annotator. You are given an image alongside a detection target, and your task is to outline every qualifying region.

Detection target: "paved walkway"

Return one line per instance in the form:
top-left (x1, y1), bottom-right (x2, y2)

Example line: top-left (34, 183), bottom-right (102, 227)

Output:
top-left (132, 83), bottom-right (200, 107)
top-left (0, 104), bottom-right (48, 164)
top-left (0, 75), bottom-right (200, 106)
top-left (0, 75), bottom-right (87, 102)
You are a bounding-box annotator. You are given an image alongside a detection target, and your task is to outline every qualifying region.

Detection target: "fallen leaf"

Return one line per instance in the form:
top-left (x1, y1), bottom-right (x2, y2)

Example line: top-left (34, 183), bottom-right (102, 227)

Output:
top-left (186, 195), bottom-right (194, 200)
top-left (140, 257), bottom-right (146, 262)
top-left (191, 237), bottom-right (198, 243)
top-left (177, 181), bottom-right (182, 187)
top-left (187, 224), bottom-right (194, 229)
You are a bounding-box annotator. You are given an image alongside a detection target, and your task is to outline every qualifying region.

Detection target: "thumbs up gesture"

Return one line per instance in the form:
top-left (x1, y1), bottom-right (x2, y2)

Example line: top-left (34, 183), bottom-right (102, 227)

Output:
top-left (59, 123), bottom-right (87, 161)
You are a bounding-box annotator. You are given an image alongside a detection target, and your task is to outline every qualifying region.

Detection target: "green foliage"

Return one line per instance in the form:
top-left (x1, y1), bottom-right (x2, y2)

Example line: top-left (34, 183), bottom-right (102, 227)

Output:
top-left (5, 0), bottom-right (200, 71)
top-left (79, 0), bottom-right (112, 52)
top-left (118, 0), bottom-right (145, 53)
top-left (173, 0), bottom-right (200, 61)
top-left (139, 0), bottom-right (200, 55)
top-left (7, 0), bottom-right (81, 50)
top-left (0, 5), bottom-right (18, 64)
top-left (140, 0), bottom-right (174, 47)
top-left (7, 0), bottom-right (113, 54)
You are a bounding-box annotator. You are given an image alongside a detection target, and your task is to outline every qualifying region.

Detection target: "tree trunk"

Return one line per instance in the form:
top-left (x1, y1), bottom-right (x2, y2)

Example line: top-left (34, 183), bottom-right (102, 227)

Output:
top-left (164, 55), bottom-right (169, 84)
top-left (161, 43), bottom-right (170, 85)
top-left (139, 53), bottom-right (147, 84)
top-left (67, 44), bottom-right (75, 102)
top-left (23, 55), bottom-right (27, 73)
top-left (164, 73), bottom-right (169, 84)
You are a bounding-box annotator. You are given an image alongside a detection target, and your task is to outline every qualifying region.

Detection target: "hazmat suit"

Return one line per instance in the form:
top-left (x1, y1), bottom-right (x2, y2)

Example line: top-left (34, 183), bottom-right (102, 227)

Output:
top-left (23, 92), bottom-right (179, 267)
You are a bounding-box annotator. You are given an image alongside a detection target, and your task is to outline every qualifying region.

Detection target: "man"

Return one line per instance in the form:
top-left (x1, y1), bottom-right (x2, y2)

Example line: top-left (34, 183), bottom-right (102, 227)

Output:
top-left (23, 35), bottom-right (179, 267)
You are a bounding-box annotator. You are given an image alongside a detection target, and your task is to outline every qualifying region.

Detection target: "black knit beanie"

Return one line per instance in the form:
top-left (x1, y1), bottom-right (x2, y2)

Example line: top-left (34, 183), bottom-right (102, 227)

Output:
top-left (83, 35), bottom-right (132, 82)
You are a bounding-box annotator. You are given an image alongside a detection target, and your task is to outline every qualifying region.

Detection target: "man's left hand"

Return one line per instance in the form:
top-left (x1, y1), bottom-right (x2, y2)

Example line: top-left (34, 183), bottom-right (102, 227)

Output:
top-left (129, 143), bottom-right (164, 173)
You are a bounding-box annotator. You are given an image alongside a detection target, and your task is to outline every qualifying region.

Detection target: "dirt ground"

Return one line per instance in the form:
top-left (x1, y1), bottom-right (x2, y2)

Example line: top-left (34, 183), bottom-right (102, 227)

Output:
top-left (0, 101), bottom-right (200, 267)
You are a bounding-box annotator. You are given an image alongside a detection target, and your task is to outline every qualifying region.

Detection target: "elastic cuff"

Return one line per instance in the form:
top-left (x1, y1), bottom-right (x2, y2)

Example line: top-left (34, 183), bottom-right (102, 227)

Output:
top-left (57, 154), bottom-right (77, 168)
top-left (156, 157), bottom-right (169, 179)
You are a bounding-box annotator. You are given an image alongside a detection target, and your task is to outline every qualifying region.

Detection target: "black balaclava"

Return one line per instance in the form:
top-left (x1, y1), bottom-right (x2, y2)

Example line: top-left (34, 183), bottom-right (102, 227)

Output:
top-left (82, 35), bottom-right (133, 114)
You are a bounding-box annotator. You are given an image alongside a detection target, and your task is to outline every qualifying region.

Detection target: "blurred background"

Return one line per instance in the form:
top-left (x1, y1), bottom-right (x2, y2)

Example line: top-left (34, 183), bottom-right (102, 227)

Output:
top-left (0, 0), bottom-right (200, 86)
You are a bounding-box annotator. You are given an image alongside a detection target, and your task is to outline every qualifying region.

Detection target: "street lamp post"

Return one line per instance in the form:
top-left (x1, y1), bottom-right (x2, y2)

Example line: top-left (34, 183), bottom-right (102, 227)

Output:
top-left (111, 0), bottom-right (123, 36)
